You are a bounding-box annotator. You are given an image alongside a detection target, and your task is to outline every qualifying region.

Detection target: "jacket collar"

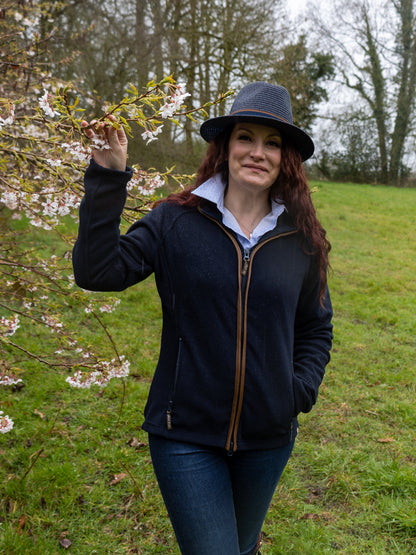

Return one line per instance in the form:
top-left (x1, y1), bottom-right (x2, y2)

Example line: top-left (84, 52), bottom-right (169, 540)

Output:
top-left (195, 176), bottom-right (297, 238)
top-left (193, 174), bottom-right (295, 244)
top-left (198, 197), bottom-right (297, 237)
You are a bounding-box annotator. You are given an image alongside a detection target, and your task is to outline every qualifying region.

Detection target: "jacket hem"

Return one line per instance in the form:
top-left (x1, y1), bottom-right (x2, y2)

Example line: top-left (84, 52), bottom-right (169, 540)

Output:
top-left (142, 418), bottom-right (298, 451)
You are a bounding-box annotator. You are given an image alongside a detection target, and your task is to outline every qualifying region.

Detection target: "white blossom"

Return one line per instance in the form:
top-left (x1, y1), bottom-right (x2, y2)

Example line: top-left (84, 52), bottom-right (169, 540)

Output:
top-left (159, 102), bottom-right (178, 119)
top-left (40, 191), bottom-right (80, 219)
top-left (0, 315), bottom-right (20, 336)
top-left (0, 104), bottom-right (15, 127)
top-left (128, 171), bottom-right (164, 196)
top-left (22, 18), bottom-right (35, 27)
top-left (47, 158), bottom-right (62, 168)
top-left (61, 141), bottom-right (90, 163)
top-left (27, 215), bottom-right (52, 230)
top-left (159, 84), bottom-right (191, 119)
top-left (39, 89), bottom-right (59, 118)
top-left (91, 135), bottom-right (111, 151)
top-left (66, 370), bottom-right (104, 389)
top-left (99, 300), bottom-right (120, 313)
top-left (41, 314), bottom-right (63, 332)
top-left (127, 173), bottom-right (144, 192)
top-left (0, 412), bottom-right (14, 434)
top-left (0, 374), bottom-right (23, 386)
top-left (141, 125), bottom-right (164, 145)
top-left (66, 356), bottom-right (130, 389)
top-left (108, 356), bottom-right (130, 379)
top-left (0, 191), bottom-right (19, 210)
top-left (139, 175), bottom-right (164, 196)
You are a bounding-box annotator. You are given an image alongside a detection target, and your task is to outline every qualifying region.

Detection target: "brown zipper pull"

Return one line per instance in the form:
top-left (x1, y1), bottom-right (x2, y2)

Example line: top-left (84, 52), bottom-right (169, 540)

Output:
top-left (242, 249), bottom-right (250, 276)
top-left (166, 410), bottom-right (172, 430)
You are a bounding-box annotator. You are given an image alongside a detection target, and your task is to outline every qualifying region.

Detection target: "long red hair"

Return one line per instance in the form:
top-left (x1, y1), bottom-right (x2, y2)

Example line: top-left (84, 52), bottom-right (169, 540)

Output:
top-left (155, 130), bottom-right (331, 302)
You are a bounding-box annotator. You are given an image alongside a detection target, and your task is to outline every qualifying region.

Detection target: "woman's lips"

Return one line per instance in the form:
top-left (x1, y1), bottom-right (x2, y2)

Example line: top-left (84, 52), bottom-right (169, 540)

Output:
top-left (243, 164), bottom-right (267, 172)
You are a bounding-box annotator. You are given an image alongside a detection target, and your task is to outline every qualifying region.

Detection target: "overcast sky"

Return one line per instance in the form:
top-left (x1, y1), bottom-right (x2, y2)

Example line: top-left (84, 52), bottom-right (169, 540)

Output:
top-left (287, 0), bottom-right (307, 16)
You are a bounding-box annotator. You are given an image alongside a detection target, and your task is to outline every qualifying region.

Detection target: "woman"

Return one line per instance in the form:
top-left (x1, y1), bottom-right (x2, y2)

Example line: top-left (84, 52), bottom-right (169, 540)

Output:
top-left (73, 82), bottom-right (333, 555)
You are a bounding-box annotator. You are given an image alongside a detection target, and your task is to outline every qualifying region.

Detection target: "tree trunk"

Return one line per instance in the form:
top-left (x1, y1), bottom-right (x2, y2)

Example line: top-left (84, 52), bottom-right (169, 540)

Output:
top-left (363, 10), bottom-right (389, 184)
top-left (389, 0), bottom-right (416, 184)
top-left (216, 0), bottom-right (234, 115)
top-left (150, 0), bottom-right (165, 79)
top-left (184, 0), bottom-right (198, 155)
top-left (135, 0), bottom-right (149, 91)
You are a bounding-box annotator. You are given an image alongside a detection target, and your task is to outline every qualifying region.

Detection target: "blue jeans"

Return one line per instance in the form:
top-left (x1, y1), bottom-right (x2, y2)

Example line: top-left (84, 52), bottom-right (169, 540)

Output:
top-left (148, 434), bottom-right (295, 555)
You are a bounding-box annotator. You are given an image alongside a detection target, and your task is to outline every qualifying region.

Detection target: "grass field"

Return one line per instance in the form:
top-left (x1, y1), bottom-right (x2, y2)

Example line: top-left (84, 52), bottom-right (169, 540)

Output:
top-left (1, 181), bottom-right (416, 554)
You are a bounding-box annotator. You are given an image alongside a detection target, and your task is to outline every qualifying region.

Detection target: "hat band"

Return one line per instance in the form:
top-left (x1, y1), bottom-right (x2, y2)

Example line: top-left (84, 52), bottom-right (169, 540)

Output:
top-left (230, 108), bottom-right (290, 124)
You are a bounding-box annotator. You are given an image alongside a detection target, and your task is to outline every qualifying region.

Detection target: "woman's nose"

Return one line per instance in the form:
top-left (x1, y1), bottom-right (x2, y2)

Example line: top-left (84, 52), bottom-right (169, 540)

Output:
top-left (250, 140), bottom-right (265, 159)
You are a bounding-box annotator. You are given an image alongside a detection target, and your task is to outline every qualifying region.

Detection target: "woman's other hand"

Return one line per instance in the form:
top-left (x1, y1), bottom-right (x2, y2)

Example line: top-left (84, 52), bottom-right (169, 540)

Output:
top-left (81, 115), bottom-right (128, 171)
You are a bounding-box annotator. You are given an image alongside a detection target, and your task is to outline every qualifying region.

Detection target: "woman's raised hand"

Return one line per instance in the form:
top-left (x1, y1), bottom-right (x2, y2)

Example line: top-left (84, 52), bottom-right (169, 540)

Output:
top-left (81, 115), bottom-right (128, 171)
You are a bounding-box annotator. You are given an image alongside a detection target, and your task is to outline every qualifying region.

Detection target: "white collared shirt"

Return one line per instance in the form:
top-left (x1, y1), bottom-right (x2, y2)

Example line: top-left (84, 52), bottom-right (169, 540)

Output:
top-left (192, 173), bottom-right (286, 249)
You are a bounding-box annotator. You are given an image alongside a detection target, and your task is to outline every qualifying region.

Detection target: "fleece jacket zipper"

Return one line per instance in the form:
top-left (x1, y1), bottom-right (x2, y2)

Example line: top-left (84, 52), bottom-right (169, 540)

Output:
top-left (198, 206), bottom-right (297, 453)
top-left (225, 232), bottom-right (297, 454)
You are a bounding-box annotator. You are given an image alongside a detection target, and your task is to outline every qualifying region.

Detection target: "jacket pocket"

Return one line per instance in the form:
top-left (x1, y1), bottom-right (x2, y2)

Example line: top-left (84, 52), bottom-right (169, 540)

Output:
top-left (166, 337), bottom-right (183, 430)
top-left (291, 362), bottom-right (302, 417)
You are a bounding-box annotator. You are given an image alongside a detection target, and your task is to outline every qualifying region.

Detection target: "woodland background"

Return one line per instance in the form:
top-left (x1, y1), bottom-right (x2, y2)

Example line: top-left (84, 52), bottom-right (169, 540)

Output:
top-left (2, 0), bottom-right (415, 184)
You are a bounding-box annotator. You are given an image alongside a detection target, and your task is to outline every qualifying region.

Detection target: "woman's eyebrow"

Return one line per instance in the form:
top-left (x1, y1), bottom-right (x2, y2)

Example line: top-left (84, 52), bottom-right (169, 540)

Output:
top-left (235, 126), bottom-right (281, 138)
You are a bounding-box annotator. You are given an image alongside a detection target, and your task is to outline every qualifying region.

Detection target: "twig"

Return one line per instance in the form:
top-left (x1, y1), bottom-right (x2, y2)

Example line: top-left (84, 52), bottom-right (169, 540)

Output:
top-left (20, 448), bottom-right (44, 481)
top-left (111, 380), bottom-right (126, 447)
top-left (120, 460), bottom-right (144, 499)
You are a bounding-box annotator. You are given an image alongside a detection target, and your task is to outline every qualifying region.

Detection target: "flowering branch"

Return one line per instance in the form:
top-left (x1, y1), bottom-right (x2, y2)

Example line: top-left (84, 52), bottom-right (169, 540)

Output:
top-left (0, 4), bottom-right (231, 433)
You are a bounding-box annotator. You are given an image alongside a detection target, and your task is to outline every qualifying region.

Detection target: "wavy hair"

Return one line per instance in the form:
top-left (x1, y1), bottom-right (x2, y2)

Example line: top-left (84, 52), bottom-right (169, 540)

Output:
top-left (155, 130), bottom-right (331, 302)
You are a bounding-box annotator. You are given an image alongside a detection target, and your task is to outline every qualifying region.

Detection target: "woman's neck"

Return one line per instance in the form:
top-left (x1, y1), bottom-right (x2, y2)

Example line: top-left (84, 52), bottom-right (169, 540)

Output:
top-left (223, 185), bottom-right (271, 239)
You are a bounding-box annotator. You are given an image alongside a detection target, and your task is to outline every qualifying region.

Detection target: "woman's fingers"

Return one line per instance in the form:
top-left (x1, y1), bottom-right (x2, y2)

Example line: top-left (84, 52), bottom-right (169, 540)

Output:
top-left (81, 119), bottom-right (96, 140)
top-left (80, 117), bottom-right (128, 171)
top-left (82, 118), bottom-right (126, 147)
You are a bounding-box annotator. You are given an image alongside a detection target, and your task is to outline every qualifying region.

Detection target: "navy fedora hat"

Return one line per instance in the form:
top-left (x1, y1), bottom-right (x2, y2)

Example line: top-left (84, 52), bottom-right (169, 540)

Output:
top-left (200, 81), bottom-right (314, 161)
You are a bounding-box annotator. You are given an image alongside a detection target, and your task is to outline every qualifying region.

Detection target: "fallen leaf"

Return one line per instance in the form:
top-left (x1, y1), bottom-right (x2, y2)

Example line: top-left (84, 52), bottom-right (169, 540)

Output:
top-left (377, 437), bottom-right (395, 443)
top-left (301, 513), bottom-right (320, 520)
top-left (110, 472), bottom-right (127, 485)
top-left (59, 538), bottom-right (72, 549)
top-left (17, 514), bottom-right (26, 534)
top-left (127, 437), bottom-right (146, 449)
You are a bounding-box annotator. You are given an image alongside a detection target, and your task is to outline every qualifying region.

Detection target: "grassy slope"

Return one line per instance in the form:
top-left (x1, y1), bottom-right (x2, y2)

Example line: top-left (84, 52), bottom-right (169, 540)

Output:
top-left (1, 182), bottom-right (415, 554)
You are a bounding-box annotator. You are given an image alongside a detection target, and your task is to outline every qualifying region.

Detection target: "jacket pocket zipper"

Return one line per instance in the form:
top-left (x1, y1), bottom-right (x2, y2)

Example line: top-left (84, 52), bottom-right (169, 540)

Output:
top-left (166, 337), bottom-right (183, 430)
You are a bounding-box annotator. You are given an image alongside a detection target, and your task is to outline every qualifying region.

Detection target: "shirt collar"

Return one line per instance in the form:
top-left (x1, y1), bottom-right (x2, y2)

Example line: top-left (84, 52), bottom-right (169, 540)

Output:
top-left (192, 174), bottom-right (226, 212)
top-left (192, 173), bottom-right (285, 219)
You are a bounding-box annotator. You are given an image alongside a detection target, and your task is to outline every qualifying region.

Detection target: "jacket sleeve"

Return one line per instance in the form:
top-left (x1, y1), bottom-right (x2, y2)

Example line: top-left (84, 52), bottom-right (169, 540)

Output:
top-left (72, 160), bottom-right (161, 292)
top-left (292, 258), bottom-right (333, 415)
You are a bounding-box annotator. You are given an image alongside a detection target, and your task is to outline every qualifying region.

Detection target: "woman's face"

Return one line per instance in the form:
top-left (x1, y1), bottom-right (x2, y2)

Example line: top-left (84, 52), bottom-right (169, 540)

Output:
top-left (227, 122), bottom-right (282, 194)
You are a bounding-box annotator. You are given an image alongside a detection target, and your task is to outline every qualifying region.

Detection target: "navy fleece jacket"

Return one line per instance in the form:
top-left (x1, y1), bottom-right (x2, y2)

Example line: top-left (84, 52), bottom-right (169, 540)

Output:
top-left (73, 161), bottom-right (333, 452)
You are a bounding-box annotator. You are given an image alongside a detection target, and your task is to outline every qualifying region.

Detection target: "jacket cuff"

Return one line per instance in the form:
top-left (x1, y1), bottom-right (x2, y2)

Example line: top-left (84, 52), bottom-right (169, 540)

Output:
top-left (86, 158), bottom-right (133, 182)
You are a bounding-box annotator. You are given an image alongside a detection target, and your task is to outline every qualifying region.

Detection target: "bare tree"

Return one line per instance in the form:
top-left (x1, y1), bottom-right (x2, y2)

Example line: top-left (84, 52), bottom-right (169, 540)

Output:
top-left (310, 0), bottom-right (416, 184)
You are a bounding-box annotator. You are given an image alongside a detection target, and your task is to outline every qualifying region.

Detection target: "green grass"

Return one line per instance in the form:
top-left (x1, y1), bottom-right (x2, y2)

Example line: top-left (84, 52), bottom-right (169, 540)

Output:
top-left (1, 181), bottom-right (416, 553)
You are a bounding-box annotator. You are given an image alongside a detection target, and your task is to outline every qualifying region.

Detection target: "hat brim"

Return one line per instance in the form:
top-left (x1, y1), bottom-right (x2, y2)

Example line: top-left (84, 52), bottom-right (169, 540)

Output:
top-left (200, 114), bottom-right (314, 161)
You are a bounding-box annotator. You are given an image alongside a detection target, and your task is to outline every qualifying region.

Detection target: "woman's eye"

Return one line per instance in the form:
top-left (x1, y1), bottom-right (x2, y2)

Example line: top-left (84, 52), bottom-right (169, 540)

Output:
top-left (237, 134), bottom-right (252, 141)
top-left (268, 139), bottom-right (282, 148)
